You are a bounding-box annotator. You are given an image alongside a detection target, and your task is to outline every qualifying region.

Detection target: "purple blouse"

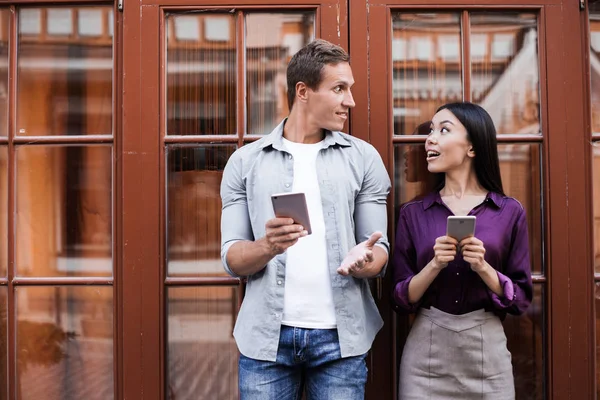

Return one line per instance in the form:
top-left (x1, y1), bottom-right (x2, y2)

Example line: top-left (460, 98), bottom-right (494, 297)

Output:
top-left (392, 191), bottom-right (533, 318)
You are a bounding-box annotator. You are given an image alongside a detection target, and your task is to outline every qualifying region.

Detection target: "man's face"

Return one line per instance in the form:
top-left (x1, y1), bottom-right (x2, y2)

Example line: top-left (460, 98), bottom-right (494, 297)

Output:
top-left (305, 62), bottom-right (356, 132)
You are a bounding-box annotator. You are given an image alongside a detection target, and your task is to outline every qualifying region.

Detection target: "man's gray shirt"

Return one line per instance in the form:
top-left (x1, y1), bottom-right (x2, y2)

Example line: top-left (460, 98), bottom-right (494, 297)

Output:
top-left (220, 120), bottom-right (391, 361)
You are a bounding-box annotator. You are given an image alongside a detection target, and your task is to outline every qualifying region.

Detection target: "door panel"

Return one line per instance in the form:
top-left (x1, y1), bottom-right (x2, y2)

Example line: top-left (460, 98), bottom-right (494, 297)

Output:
top-left (1, 4), bottom-right (117, 399)
top-left (126, 3), bottom-right (349, 399)
top-left (357, 1), bottom-right (588, 399)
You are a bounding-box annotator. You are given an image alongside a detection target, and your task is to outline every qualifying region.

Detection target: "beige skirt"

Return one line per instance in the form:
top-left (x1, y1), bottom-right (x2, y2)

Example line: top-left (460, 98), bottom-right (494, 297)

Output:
top-left (398, 307), bottom-right (515, 400)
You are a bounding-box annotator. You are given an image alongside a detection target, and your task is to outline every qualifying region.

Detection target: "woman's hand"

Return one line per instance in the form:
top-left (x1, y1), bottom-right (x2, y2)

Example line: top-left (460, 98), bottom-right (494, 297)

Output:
top-left (431, 236), bottom-right (458, 270)
top-left (460, 236), bottom-right (487, 273)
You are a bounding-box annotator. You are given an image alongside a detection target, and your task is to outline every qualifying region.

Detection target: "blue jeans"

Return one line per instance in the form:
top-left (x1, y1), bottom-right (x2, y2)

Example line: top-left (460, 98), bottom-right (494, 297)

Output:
top-left (239, 325), bottom-right (368, 400)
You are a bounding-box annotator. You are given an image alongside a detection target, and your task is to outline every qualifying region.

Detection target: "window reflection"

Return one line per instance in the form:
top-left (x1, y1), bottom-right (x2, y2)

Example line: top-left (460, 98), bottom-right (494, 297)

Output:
top-left (471, 13), bottom-right (540, 135)
top-left (504, 284), bottom-right (544, 400)
top-left (16, 286), bottom-right (113, 399)
top-left (167, 286), bottom-right (239, 400)
top-left (594, 142), bottom-right (600, 273)
top-left (391, 13), bottom-right (463, 135)
top-left (167, 145), bottom-right (234, 277)
top-left (17, 7), bottom-right (114, 136)
top-left (0, 146), bottom-right (6, 277)
top-left (0, 287), bottom-right (6, 400)
top-left (16, 145), bottom-right (112, 277)
top-left (245, 13), bottom-right (315, 134)
top-left (392, 143), bottom-right (432, 214)
top-left (498, 143), bottom-right (543, 274)
top-left (590, 5), bottom-right (600, 133)
top-left (166, 14), bottom-right (237, 136)
top-left (0, 8), bottom-right (8, 138)
top-left (596, 282), bottom-right (600, 399)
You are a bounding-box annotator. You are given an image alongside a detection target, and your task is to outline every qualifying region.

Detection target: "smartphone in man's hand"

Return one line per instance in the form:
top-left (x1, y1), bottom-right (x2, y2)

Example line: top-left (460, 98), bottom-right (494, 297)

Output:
top-left (271, 192), bottom-right (312, 235)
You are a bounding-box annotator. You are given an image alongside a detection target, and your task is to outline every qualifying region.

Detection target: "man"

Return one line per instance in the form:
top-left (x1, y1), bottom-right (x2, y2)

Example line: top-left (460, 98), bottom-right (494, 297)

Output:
top-left (220, 39), bottom-right (391, 399)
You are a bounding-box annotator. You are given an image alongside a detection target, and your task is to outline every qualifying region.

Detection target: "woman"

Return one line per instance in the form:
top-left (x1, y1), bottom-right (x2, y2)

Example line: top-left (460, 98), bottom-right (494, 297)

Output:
top-left (392, 102), bottom-right (533, 399)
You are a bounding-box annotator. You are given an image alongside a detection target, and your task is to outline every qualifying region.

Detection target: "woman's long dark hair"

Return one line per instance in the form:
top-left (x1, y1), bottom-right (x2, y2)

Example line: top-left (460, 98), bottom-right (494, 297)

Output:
top-left (431, 102), bottom-right (505, 195)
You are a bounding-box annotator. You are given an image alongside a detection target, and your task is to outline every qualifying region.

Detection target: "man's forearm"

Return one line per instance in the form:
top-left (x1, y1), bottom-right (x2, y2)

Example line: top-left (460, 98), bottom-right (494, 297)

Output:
top-left (352, 246), bottom-right (388, 278)
top-left (226, 238), bottom-right (277, 276)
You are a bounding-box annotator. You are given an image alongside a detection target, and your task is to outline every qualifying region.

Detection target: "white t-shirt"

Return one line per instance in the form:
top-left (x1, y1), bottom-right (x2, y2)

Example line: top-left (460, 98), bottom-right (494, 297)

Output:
top-left (281, 138), bottom-right (337, 329)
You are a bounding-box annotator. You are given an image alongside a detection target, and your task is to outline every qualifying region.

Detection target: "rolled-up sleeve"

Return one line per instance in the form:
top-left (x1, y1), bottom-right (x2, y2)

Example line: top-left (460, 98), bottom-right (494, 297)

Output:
top-left (488, 207), bottom-right (533, 315)
top-left (354, 145), bottom-right (391, 277)
top-left (220, 151), bottom-right (254, 277)
top-left (391, 209), bottom-right (421, 314)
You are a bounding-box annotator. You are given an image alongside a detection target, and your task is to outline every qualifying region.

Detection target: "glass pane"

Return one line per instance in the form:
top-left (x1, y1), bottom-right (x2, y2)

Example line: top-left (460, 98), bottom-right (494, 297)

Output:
top-left (0, 146), bottom-right (6, 277)
top-left (393, 143), bottom-right (543, 274)
top-left (0, 287), bottom-right (6, 400)
top-left (503, 284), bottom-right (544, 400)
top-left (17, 7), bottom-right (113, 136)
top-left (594, 142), bottom-right (600, 273)
top-left (167, 286), bottom-right (239, 400)
top-left (391, 13), bottom-right (462, 135)
top-left (392, 143), bottom-right (432, 215)
top-left (589, 5), bottom-right (600, 133)
top-left (167, 145), bottom-right (234, 277)
top-left (245, 13), bottom-right (315, 135)
top-left (166, 13), bottom-right (236, 136)
top-left (596, 282), bottom-right (600, 399)
top-left (0, 8), bottom-right (8, 137)
top-left (498, 144), bottom-right (543, 275)
top-left (16, 145), bottom-right (112, 277)
top-left (15, 286), bottom-right (113, 399)
top-left (471, 13), bottom-right (540, 135)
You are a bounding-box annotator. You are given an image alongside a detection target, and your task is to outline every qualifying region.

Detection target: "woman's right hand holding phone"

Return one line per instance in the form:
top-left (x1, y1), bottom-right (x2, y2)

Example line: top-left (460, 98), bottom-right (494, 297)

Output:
top-left (431, 236), bottom-right (459, 271)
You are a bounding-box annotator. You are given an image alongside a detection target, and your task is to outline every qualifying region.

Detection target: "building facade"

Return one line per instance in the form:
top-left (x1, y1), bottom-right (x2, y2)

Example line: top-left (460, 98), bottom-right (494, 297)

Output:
top-left (0, 0), bottom-right (598, 398)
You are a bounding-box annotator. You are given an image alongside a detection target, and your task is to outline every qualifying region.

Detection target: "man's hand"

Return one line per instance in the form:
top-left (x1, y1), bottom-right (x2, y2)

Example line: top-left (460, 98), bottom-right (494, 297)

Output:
top-left (337, 232), bottom-right (383, 276)
top-left (261, 217), bottom-right (308, 257)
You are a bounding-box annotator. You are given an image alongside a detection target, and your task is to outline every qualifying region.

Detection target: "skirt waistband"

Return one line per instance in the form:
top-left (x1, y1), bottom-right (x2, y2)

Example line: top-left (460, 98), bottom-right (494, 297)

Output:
top-left (420, 306), bottom-right (498, 332)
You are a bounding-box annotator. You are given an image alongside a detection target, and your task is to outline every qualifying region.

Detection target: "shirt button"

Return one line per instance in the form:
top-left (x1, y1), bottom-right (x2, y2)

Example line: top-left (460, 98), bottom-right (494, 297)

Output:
top-left (285, 183), bottom-right (290, 188)
top-left (274, 313), bottom-right (280, 318)
top-left (277, 280), bottom-right (282, 285)
top-left (455, 300), bottom-right (459, 303)
top-left (456, 272), bottom-right (460, 276)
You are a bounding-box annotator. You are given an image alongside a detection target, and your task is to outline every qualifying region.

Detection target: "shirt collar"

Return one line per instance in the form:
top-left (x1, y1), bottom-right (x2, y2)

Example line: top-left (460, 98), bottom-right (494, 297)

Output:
top-left (423, 190), bottom-right (503, 210)
top-left (258, 119), bottom-right (352, 151)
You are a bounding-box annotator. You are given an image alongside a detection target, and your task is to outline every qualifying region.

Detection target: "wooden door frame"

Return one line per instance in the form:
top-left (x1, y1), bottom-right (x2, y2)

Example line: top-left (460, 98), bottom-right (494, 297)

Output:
top-left (350, 0), bottom-right (595, 398)
top-left (121, 0), bottom-right (595, 398)
top-left (121, 2), bottom-right (355, 399)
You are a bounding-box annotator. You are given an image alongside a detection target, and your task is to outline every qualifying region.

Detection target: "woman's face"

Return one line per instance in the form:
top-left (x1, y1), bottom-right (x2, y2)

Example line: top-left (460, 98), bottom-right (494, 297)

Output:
top-left (425, 108), bottom-right (474, 174)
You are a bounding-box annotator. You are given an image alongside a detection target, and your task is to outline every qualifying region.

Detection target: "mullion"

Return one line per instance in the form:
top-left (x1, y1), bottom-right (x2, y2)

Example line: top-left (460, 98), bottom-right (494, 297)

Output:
top-left (461, 11), bottom-right (471, 102)
top-left (164, 135), bottom-right (238, 144)
top-left (12, 277), bottom-right (113, 285)
top-left (237, 10), bottom-right (245, 146)
top-left (165, 277), bottom-right (241, 286)
top-left (12, 135), bottom-right (113, 144)
top-left (7, 6), bottom-right (16, 400)
top-left (393, 136), bottom-right (544, 144)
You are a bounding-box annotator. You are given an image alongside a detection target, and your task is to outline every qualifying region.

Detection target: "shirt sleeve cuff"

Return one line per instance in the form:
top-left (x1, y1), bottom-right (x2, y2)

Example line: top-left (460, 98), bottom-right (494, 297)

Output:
top-left (372, 242), bottom-right (389, 278)
top-left (221, 240), bottom-right (242, 278)
top-left (489, 270), bottom-right (516, 309)
top-left (393, 276), bottom-right (421, 313)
